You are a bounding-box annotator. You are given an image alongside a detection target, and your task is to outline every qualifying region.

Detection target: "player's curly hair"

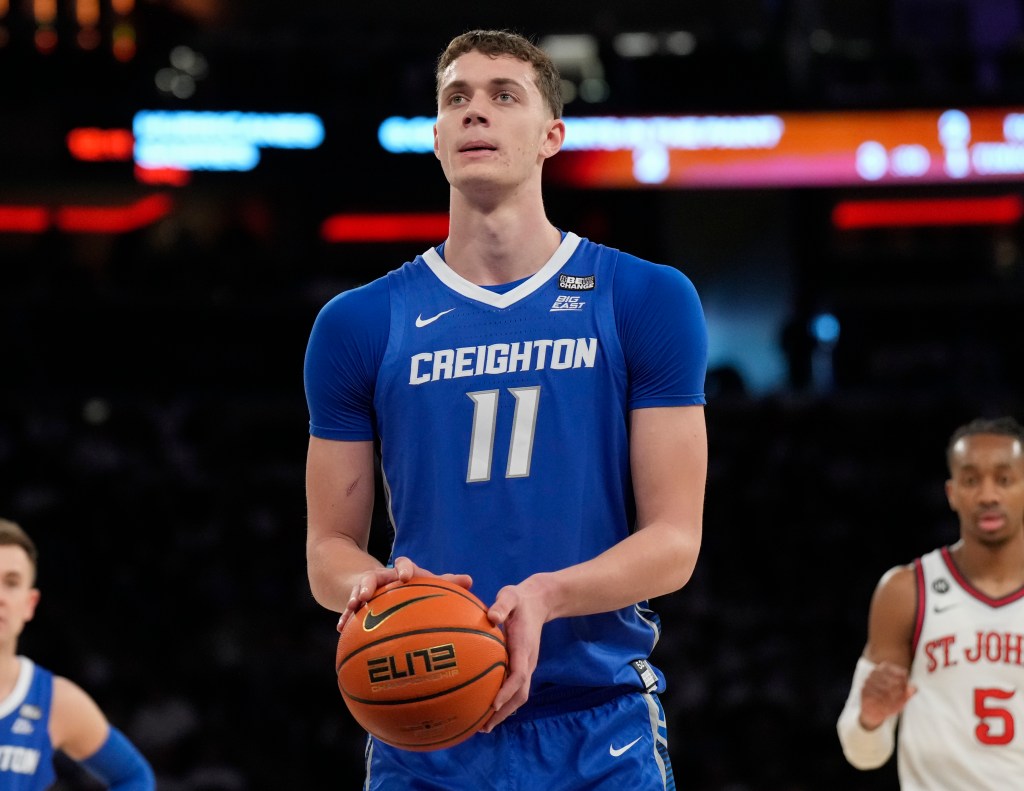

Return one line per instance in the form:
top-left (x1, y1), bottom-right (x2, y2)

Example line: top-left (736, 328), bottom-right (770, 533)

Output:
top-left (436, 29), bottom-right (563, 120)
top-left (946, 416), bottom-right (1024, 469)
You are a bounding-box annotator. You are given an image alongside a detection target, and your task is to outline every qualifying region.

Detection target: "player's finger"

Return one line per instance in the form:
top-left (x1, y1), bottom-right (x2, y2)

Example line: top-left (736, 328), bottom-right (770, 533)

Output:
top-left (389, 561), bottom-right (473, 591)
top-left (337, 581), bottom-right (368, 632)
top-left (439, 572), bottom-right (473, 590)
top-left (480, 707), bottom-right (514, 732)
top-left (481, 675), bottom-right (529, 733)
top-left (487, 584), bottom-right (519, 625)
top-left (392, 556), bottom-right (418, 580)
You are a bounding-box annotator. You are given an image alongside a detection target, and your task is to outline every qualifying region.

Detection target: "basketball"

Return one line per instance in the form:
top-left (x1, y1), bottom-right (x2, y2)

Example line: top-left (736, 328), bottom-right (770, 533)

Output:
top-left (335, 576), bottom-right (508, 751)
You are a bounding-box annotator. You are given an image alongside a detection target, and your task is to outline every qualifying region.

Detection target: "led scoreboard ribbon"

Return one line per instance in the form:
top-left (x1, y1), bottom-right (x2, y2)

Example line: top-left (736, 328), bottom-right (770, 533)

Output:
top-left (379, 108), bottom-right (1024, 189)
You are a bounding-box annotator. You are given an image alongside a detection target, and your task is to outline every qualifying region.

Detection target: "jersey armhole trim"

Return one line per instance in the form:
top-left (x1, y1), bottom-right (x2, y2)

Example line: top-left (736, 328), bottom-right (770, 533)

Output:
top-left (911, 557), bottom-right (926, 655)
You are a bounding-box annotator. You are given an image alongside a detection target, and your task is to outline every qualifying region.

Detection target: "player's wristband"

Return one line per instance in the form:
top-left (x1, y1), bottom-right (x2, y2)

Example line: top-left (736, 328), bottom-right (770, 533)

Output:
top-left (836, 657), bottom-right (898, 769)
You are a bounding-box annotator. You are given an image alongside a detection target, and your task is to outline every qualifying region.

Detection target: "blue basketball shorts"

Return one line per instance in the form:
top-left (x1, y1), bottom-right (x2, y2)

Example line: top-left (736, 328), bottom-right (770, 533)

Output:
top-left (362, 691), bottom-right (675, 791)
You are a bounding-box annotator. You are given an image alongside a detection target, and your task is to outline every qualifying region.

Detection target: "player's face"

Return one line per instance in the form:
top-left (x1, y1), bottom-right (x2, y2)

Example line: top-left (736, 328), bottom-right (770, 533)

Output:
top-left (946, 433), bottom-right (1024, 544)
top-left (0, 546), bottom-right (39, 648)
top-left (434, 50), bottom-right (564, 195)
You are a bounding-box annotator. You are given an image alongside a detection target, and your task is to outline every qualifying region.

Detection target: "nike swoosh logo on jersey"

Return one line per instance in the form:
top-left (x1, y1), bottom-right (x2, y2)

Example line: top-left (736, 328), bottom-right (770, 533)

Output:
top-left (933, 602), bottom-right (960, 613)
top-left (362, 594), bottom-right (442, 631)
top-left (609, 736), bottom-right (642, 757)
top-left (415, 308), bottom-right (456, 327)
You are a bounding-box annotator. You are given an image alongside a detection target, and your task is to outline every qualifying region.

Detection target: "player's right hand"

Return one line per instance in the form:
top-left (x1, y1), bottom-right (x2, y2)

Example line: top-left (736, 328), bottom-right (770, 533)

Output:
top-left (859, 660), bottom-right (916, 729)
top-left (336, 557), bottom-right (473, 632)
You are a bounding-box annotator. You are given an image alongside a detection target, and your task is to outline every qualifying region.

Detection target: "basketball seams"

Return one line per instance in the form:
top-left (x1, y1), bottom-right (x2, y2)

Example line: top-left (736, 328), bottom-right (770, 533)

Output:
top-left (376, 708), bottom-right (494, 750)
top-left (372, 581), bottom-right (491, 615)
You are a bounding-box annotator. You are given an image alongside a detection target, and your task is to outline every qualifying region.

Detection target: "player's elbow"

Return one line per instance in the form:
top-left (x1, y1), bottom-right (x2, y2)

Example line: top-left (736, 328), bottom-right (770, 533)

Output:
top-left (307, 563), bottom-right (352, 612)
top-left (654, 523), bottom-right (702, 594)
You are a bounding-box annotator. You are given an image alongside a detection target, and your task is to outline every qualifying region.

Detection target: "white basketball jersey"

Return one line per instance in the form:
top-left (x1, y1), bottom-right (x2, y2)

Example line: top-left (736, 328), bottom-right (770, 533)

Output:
top-left (897, 546), bottom-right (1024, 790)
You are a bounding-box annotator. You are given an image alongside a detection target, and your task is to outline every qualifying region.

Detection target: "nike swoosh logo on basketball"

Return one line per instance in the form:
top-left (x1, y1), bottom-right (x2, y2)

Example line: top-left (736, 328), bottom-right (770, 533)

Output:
top-left (363, 594), bottom-right (442, 631)
top-left (609, 736), bottom-right (642, 757)
top-left (415, 308), bottom-right (456, 328)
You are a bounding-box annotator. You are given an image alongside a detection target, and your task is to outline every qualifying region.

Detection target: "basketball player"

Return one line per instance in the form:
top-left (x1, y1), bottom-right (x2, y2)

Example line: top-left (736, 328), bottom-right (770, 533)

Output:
top-left (0, 518), bottom-right (155, 790)
top-left (304, 29), bottom-right (707, 790)
top-left (837, 416), bottom-right (1024, 788)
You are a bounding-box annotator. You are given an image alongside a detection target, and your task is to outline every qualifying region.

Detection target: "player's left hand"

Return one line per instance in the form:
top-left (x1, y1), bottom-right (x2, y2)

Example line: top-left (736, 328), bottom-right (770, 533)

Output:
top-left (480, 574), bottom-right (554, 732)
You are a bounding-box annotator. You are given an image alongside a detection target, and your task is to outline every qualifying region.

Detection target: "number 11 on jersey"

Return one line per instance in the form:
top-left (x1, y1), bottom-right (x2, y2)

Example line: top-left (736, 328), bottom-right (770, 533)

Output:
top-left (466, 386), bottom-right (541, 483)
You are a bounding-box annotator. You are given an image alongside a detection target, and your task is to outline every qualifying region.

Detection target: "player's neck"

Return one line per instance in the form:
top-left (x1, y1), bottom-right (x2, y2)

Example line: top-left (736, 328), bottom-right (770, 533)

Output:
top-left (445, 191), bottom-right (561, 286)
top-left (950, 534), bottom-right (1024, 597)
top-left (0, 654), bottom-right (22, 700)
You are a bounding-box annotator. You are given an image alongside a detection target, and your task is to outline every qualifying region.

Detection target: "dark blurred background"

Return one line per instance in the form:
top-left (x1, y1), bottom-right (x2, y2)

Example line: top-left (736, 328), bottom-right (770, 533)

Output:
top-left (2, 1), bottom-right (1024, 789)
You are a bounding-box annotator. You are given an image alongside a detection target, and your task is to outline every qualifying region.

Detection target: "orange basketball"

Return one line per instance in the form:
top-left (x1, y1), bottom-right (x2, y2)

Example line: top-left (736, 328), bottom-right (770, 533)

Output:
top-left (335, 577), bottom-right (508, 751)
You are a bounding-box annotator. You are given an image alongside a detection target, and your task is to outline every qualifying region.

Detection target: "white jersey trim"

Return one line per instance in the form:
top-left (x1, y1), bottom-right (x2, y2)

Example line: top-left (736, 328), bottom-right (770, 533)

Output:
top-left (0, 657), bottom-right (33, 718)
top-left (420, 232), bottom-right (582, 309)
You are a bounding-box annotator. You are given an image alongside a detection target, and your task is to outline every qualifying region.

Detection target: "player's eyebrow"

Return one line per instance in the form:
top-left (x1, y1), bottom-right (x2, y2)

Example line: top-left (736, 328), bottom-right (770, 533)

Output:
top-left (441, 77), bottom-right (529, 96)
top-left (957, 462), bottom-right (1015, 473)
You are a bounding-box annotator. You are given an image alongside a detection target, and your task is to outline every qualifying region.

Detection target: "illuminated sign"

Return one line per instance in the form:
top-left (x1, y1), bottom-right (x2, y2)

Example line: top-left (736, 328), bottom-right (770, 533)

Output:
top-left (320, 212), bottom-right (450, 243)
top-left (0, 194), bottom-right (173, 234)
top-left (378, 108), bottom-right (1024, 188)
top-left (67, 127), bottom-right (134, 161)
top-left (832, 195), bottom-right (1024, 230)
top-left (132, 110), bottom-right (324, 171)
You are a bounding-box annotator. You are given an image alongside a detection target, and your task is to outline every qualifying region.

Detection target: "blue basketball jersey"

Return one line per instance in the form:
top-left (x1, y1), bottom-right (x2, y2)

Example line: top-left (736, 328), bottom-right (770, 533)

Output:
top-left (0, 658), bottom-right (56, 790)
top-left (306, 232), bottom-right (707, 714)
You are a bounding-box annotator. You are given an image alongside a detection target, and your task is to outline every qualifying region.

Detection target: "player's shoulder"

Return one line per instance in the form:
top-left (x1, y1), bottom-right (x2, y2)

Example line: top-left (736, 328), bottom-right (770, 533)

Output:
top-left (573, 236), bottom-right (696, 292)
top-left (51, 674), bottom-right (95, 708)
top-left (575, 236), bottom-right (660, 270)
top-left (873, 561), bottom-right (918, 602)
top-left (313, 272), bottom-right (393, 333)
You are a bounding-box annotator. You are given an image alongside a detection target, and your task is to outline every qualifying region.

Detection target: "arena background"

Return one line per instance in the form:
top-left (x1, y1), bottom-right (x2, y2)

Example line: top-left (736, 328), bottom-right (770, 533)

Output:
top-left (2, 1), bottom-right (1023, 788)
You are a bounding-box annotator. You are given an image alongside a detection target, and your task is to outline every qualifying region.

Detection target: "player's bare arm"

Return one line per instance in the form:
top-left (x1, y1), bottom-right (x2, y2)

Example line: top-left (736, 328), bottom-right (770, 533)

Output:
top-left (49, 676), bottom-right (110, 761)
top-left (307, 437), bottom-right (473, 630)
top-left (305, 437), bottom-right (382, 612)
top-left (860, 563), bottom-right (918, 727)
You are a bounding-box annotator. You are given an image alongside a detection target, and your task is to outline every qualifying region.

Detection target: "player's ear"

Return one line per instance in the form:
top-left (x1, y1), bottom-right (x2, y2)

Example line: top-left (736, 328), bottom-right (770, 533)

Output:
top-left (944, 479), bottom-right (955, 510)
top-left (25, 587), bottom-right (40, 621)
top-left (540, 118), bottom-right (565, 160)
top-left (433, 124), bottom-right (441, 160)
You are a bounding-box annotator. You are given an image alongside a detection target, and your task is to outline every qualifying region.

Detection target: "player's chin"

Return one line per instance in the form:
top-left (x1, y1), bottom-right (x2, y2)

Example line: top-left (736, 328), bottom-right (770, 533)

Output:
top-left (452, 169), bottom-right (513, 191)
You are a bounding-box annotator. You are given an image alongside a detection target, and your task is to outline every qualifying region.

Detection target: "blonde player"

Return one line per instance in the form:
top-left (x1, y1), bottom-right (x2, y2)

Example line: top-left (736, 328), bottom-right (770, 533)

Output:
top-left (0, 518), bottom-right (154, 790)
top-left (837, 416), bottom-right (1024, 789)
